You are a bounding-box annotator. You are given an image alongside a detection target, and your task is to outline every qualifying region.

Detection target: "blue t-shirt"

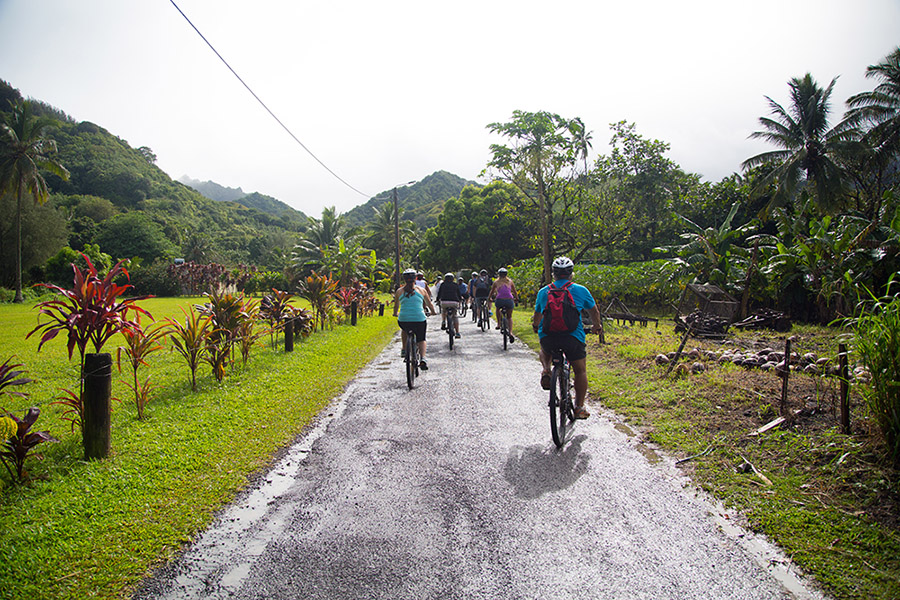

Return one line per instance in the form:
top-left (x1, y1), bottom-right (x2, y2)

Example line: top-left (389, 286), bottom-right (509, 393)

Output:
top-left (533, 279), bottom-right (596, 343)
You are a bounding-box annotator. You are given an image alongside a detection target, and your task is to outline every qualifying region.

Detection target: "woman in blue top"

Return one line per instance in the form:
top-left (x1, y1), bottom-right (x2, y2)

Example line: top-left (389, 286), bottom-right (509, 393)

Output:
top-left (393, 268), bottom-right (437, 370)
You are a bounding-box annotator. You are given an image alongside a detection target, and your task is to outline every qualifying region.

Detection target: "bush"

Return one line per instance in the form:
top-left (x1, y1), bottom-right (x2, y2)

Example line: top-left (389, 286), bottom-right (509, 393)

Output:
top-left (855, 293), bottom-right (900, 468)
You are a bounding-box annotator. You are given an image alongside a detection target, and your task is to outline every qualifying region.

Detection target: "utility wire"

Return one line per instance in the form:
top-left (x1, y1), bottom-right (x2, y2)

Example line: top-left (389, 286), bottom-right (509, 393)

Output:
top-left (169, 0), bottom-right (370, 198)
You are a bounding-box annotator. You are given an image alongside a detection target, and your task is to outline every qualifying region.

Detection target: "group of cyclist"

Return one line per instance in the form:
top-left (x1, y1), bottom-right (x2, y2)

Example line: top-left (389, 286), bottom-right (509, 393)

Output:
top-left (392, 257), bottom-right (601, 420)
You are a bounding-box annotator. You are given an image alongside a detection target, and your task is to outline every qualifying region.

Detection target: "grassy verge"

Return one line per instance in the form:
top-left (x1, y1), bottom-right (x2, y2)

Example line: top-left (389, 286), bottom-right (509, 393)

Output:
top-left (0, 298), bottom-right (398, 600)
top-left (512, 309), bottom-right (899, 600)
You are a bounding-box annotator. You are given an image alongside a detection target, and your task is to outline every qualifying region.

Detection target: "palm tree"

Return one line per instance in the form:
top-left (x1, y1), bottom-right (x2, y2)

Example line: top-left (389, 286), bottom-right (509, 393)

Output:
top-left (845, 47), bottom-right (900, 217)
top-left (0, 101), bottom-right (69, 302)
top-left (742, 74), bottom-right (855, 216)
top-left (847, 47), bottom-right (900, 159)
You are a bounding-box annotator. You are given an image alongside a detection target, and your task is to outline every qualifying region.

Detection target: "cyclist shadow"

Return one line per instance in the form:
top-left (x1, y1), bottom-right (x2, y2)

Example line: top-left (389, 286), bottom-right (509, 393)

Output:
top-left (501, 435), bottom-right (590, 499)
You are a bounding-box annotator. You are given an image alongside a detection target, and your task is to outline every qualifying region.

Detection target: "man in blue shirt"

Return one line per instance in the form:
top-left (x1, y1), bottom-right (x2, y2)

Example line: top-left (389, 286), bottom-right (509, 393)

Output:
top-left (531, 256), bottom-right (602, 419)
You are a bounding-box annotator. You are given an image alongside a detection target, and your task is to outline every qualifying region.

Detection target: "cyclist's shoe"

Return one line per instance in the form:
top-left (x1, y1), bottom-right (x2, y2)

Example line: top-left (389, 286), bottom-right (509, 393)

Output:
top-left (419, 359), bottom-right (428, 371)
top-left (540, 372), bottom-right (551, 390)
top-left (574, 406), bottom-right (590, 419)
top-left (441, 323), bottom-right (446, 330)
top-left (455, 333), bottom-right (461, 339)
top-left (495, 325), bottom-right (501, 330)
top-left (509, 334), bottom-right (515, 342)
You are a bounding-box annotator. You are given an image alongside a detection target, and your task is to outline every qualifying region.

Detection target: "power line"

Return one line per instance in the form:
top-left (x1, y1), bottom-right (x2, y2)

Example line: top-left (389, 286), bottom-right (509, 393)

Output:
top-left (169, 0), bottom-right (370, 198)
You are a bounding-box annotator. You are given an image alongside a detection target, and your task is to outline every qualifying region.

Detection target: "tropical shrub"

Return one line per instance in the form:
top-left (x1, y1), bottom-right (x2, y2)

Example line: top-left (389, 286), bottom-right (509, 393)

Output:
top-left (27, 254), bottom-right (152, 373)
top-left (116, 319), bottom-right (166, 419)
top-left (298, 272), bottom-right (338, 331)
top-left (164, 307), bottom-right (212, 391)
top-left (260, 289), bottom-right (296, 348)
top-left (855, 288), bottom-right (900, 468)
top-left (0, 407), bottom-right (59, 483)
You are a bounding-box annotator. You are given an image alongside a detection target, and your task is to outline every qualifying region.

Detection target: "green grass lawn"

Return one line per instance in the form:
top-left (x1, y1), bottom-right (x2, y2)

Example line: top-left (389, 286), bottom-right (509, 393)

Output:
top-left (0, 297), bottom-right (398, 600)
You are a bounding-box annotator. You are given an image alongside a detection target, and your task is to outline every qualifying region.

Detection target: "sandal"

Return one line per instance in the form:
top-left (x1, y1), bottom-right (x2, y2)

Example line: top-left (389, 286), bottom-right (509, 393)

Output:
top-left (540, 372), bottom-right (551, 390)
top-left (573, 406), bottom-right (590, 419)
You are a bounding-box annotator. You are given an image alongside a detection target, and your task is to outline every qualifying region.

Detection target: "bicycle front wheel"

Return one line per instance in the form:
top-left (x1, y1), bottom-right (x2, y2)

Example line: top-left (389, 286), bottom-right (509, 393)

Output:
top-left (406, 332), bottom-right (417, 389)
top-left (549, 364), bottom-right (567, 447)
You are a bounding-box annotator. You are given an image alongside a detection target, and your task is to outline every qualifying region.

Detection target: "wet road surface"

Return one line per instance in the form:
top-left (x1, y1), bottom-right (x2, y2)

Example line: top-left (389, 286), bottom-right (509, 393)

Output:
top-left (134, 312), bottom-right (827, 600)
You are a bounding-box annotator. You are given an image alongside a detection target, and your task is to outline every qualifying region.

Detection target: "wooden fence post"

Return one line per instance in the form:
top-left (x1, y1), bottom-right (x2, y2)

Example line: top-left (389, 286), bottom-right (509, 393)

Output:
top-left (351, 300), bottom-right (358, 326)
top-left (82, 353), bottom-right (112, 460)
top-left (284, 318), bottom-right (294, 352)
top-left (779, 337), bottom-right (793, 417)
top-left (839, 343), bottom-right (850, 434)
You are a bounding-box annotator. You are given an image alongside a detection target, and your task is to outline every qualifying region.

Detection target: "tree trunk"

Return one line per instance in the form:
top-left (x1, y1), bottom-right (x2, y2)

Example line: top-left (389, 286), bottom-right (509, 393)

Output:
top-left (14, 189), bottom-right (23, 303)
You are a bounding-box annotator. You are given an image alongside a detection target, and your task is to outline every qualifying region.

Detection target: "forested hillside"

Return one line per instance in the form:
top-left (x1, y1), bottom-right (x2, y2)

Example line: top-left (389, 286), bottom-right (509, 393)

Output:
top-left (344, 170), bottom-right (478, 230)
top-left (179, 176), bottom-right (307, 222)
top-left (0, 79), bottom-right (317, 295)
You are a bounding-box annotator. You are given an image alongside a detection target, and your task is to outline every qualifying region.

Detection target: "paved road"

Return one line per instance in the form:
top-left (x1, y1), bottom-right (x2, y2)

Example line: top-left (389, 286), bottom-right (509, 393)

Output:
top-left (135, 312), bottom-right (827, 600)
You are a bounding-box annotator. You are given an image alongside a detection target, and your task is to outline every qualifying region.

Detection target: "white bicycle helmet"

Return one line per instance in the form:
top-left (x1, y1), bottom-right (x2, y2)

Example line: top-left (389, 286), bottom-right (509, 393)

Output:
top-left (551, 256), bottom-right (574, 277)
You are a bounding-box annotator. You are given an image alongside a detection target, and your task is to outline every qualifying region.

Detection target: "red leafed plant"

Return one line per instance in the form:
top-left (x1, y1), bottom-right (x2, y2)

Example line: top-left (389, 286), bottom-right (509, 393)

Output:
top-left (0, 357), bottom-right (32, 399)
top-left (117, 319), bottom-right (166, 420)
top-left (27, 254), bottom-right (153, 371)
top-left (0, 407), bottom-right (59, 483)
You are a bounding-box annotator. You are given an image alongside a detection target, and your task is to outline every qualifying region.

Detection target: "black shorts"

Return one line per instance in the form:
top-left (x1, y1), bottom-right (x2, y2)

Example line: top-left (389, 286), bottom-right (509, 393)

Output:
top-left (494, 298), bottom-right (514, 313)
top-left (540, 334), bottom-right (586, 361)
top-left (398, 320), bottom-right (426, 341)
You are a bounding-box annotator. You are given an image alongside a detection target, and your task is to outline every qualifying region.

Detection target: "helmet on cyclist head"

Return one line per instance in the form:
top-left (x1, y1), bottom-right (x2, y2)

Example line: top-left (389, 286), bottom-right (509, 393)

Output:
top-left (480, 269), bottom-right (487, 275)
top-left (402, 268), bottom-right (417, 281)
top-left (444, 272), bottom-right (454, 282)
top-left (471, 272), bottom-right (478, 279)
top-left (551, 256), bottom-right (574, 279)
top-left (498, 267), bottom-right (508, 276)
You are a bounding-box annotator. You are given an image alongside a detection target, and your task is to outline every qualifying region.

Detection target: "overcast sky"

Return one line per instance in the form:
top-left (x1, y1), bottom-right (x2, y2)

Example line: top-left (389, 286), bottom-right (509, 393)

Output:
top-left (1, 0), bottom-right (898, 216)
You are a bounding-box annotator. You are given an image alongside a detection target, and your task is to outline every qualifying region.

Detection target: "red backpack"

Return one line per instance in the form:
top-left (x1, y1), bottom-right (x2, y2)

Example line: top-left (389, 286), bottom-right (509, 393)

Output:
top-left (542, 281), bottom-right (580, 333)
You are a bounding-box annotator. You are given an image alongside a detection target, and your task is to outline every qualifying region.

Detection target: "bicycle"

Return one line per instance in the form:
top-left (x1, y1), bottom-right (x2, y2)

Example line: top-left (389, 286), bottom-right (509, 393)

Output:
top-left (498, 306), bottom-right (512, 350)
top-left (403, 328), bottom-right (420, 389)
top-left (475, 297), bottom-right (490, 332)
top-left (444, 305), bottom-right (458, 350)
top-left (548, 348), bottom-right (574, 448)
top-left (458, 299), bottom-right (468, 319)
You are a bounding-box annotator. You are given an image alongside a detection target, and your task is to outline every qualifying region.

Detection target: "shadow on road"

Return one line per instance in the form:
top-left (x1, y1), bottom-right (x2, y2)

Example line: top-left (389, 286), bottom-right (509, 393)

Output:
top-left (502, 435), bottom-right (590, 499)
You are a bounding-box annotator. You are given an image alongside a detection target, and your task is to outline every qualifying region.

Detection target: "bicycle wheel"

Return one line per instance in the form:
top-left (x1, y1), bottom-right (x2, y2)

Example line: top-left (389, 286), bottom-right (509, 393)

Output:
top-left (549, 363), bottom-right (566, 447)
top-left (501, 313), bottom-right (508, 350)
top-left (447, 314), bottom-right (454, 350)
top-left (406, 331), bottom-right (417, 389)
top-left (561, 362), bottom-right (575, 422)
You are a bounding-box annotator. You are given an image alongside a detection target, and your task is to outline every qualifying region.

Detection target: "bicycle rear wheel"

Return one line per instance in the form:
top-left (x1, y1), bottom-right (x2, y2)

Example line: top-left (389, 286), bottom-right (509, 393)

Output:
top-left (405, 331), bottom-right (417, 389)
top-left (501, 313), bottom-right (508, 350)
top-left (448, 316), bottom-right (454, 349)
top-left (549, 362), bottom-right (567, 448)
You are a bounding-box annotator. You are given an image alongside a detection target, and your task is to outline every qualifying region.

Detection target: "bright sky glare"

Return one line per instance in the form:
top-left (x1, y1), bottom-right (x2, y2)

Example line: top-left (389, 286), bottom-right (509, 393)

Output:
top-left (1, 0), bottom-right (898, 216)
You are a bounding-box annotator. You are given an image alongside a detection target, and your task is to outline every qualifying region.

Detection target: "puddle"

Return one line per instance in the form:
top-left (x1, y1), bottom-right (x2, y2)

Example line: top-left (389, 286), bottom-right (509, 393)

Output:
top-left (614, 422), bottom-right (635, 437)
top-left (635, 443), bottom-right (661, 464)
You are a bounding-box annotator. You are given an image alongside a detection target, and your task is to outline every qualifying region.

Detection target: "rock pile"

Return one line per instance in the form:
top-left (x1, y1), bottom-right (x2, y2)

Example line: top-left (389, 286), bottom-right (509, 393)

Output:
top-left (654, 347), bottom-right (871, 382)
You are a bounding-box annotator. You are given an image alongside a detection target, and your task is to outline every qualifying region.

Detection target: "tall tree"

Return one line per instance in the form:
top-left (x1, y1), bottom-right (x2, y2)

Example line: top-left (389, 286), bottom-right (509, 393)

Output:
top-left (845, 46), bottom-right (900, 218)
top-left (742, 74), bottom-right (856, 215)
top-left (0, 101), bottom-right (69, 301)
top-left (485, 110), bottom-right (588, 283)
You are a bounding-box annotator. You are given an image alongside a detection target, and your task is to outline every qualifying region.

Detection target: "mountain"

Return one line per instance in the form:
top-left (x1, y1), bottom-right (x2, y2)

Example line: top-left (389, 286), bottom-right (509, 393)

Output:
top-left (344, 171), bottom-right (480, 230)
top-left (179, 176), bottom-right (307, 222)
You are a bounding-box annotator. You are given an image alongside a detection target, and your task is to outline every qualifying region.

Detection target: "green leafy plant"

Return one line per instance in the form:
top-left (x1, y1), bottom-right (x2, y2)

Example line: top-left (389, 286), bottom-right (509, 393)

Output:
top-left (855, 286), bottom-right (900, 467)
top-left (235, 297), bottom-right (265, 365)
top-left (117, 319), bottom-right (166, 419)
top-left (0, 407), bottom-right (59, 483)
top-left (164, 307), bottom-right (212, 391)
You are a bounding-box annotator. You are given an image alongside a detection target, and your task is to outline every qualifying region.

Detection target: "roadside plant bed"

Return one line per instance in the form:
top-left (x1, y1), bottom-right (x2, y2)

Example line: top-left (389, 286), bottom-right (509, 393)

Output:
top-left (0, 298), bottom-right (398, 600)
top-left (513, 312), bottom-right (899, 600)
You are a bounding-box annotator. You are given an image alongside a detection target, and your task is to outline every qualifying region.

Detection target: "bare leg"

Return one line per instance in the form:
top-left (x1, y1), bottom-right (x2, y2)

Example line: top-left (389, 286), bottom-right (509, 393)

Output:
top-left (570, 357), bottom-right (589, 409)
